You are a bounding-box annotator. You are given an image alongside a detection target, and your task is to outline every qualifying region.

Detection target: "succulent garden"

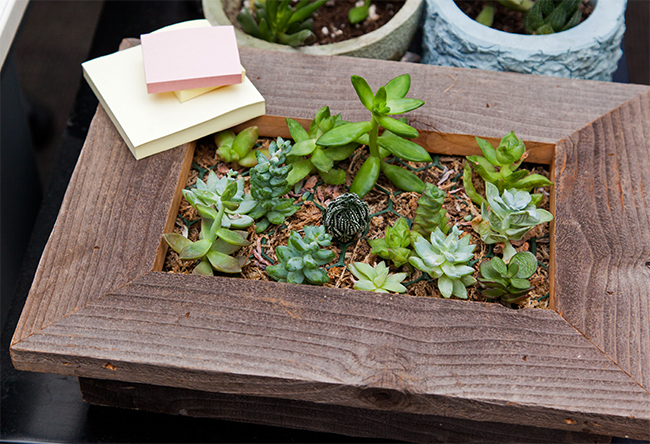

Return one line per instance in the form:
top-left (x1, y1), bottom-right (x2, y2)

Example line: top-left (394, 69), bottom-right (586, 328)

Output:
top-left (164, 74), bottom-right (554, 309)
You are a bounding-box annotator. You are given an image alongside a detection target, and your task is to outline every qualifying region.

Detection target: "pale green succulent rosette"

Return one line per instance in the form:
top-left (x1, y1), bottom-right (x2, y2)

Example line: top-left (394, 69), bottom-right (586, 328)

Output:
top-left (348, 261), bottom-right (407, 294)
top-left (474, 182), bottom-right (553, 262)
top-left (409, 225), bottom-right (477, 299)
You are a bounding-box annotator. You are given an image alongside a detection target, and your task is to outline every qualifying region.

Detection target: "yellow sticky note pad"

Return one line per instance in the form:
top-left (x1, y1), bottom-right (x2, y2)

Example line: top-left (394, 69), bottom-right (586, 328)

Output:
top-left (173, 66), bottom-right (246, 103)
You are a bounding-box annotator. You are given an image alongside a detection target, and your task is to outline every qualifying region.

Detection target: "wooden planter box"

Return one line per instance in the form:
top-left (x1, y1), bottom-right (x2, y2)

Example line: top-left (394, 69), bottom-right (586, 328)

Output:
top-left (10, 42), bottom-right (650, 442)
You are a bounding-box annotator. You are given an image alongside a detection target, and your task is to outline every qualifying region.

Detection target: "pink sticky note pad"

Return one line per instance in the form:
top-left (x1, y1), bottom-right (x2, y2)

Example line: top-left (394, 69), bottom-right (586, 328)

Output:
top-left (141, 25), bottom-right (242, 94)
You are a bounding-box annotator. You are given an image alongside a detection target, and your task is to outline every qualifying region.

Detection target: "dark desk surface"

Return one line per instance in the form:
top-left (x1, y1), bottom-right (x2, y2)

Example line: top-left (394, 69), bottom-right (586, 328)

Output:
top-left (1, 1), bottom-right (646, 443)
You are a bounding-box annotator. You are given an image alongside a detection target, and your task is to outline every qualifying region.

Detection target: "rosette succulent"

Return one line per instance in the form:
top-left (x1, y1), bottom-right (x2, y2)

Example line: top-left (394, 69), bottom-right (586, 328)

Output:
top-left (477, 251), bottom-right (538, 304)
top-left (237, 0), bottom-right (327, 47)
top-left (462, 131), bottom-right (553, 206)
top-left (322, 193), bottom-right (370, 243)
top-left (315, 74), bottom-right (431, 197)
top-left (368, 217), bottom-right (412, 268)
top-left (411, 183), bottom-right (450, 237)
top-left (524, 0), bottom-right (582, 35)
top-left (348, 261), bottom-right (407, 294)
top-left (214, 126), bottom-right (268, 168)
top-left (285, 107), bottom-right (358, 186)
top-left (164, 171), bottom-right (253, 275)
top-left (409, 225), bottom-right (477, 299)
top-left (472, 182), bottom-right (553, 262)
top-left (266, 225), bottom-right (336, 285)
top-left (248, 137), bottom-right (299, 233)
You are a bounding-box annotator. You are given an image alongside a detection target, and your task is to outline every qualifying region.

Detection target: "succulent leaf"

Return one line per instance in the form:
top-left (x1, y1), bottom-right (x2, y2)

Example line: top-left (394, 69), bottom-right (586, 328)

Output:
top-left (348, 261), bottom-right (407, 294)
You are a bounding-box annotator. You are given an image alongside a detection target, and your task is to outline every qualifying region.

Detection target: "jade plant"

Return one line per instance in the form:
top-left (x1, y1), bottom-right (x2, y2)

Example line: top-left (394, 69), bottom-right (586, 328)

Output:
top-left (411, 183), bottom-right (450, 238)
top-left (316, 74), bottom-right (431, 197)
top-left (237, 0), bottom-right (328, 47)
top-left (285, 106), bottom-right (357, 185)
top-left (348, 261), bottom-right (407, 294)
top-left (472, 182), bottom-right (553, 262)
top-left (409, 225), bottom-right (477, 299)
top-left (368, 217), bottom-right (412, 268)
top-left (477, 251), bottom-right (538, 303)
top-left (322, 193), bottom-right (370, 243)
top-left (248, 137), bottom-right (299, 233)
top-left (164, 171), bottom-right (253, 275)
top-left (462, 131), bottom-right (553, 206)
top-left (214, 126), bottom-right (268, 168)
top-left (475, 0), bottom-right (582, 35)
top-left (266, 225), bottom-right (336, 285)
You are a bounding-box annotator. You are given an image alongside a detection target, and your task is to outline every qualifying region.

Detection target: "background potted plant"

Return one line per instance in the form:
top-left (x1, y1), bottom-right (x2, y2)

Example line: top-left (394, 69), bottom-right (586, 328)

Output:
top-left (202, 0), bottom-right (424, 60)
top-left (420, 0), bottom-right (627, 81)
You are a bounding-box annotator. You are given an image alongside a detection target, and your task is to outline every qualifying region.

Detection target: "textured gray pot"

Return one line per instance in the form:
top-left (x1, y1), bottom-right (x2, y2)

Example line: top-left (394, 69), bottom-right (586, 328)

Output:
top-left (202, 0), bottom-right (424, 60)
top-left (421, 0), bottom-right (626, 81)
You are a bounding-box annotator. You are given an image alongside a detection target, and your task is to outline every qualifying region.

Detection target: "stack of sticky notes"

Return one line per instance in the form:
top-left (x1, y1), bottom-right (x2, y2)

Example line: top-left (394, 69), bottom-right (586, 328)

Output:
top-left (82, 19), bottom-right (265, 160)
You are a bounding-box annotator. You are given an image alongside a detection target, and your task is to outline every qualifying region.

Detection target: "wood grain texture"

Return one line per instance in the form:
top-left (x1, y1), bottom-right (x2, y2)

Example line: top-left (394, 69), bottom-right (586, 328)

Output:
top-left (554, 90), bottom-right (650, 390)
top-left (12, 272), bottom-right (650, 438)
top-left (79, 377), bottom-right (612, 444)
top-left (238, 46), bottom-right (648, 145)
top-left (10, 41), bottom-right (650, 441)
top-left (10, 105), bottom-right (192, 344)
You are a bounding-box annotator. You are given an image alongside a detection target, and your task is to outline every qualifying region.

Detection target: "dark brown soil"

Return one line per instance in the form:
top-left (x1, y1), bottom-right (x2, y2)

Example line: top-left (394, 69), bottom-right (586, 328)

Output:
top-left (163, 134), bottom-right (552, 310)
top-left (311, 0), bottom-right (404, 45)
top-left (454, 0), bottom-right (594, 35)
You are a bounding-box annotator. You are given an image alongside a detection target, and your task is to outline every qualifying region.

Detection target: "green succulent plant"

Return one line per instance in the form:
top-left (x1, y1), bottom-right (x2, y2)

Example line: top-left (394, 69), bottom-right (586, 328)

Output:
top-left (164, 171), bottom-right (253, 275)
top-left (472, 182), bottom-right (553, 262)
top-left (237, 0), bottom-right (328, 47)
top-left (474, 0), bottom-right (581, 35)
top-left (348, 261), bottom-right (407, 294)
top-left (477, 251), bottom-right (538, 304)
top-left (315, 74), bottom-right (431, 197)
top-left (409, 225), bottom-right (477, 299)
top-left (214, 126), bottom-right (268, 168)
top-left (321, 193), bottom-right (370, 244)
top-left (368, 217), bottom-right (412, 268)
top-left (411, 182), bottom-right (450, 238)
top-left (462, 131), bottom-right (553, 206)
top-left (248, 137), bottom-right (299, 233)
top-left (285, 106), bottom-right (357, 185)
top-left (524, 0), bottom-right (582, 35)
top-left (266, 225), bottom-right (336, 285)
top-left (349, 0), bottom-right (371, 24)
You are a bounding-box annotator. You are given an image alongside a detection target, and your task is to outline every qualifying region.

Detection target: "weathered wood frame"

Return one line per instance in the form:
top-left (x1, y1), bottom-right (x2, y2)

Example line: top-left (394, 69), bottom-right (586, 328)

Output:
top-left (11, 43), bottom-right (650, 441)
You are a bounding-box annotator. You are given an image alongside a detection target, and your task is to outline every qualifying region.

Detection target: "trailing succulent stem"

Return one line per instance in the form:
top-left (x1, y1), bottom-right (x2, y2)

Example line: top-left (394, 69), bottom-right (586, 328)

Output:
top-left (214, 126), bottom-right (268, 168)
top-left (409, 225), bottom-right (477, 299)
top-left (411, 183), bottom-right (450, 238)
top-left (462, 131), bottom-right (552, 206)
top-left (248, 137), bottom-right (299, 233)
top-left (237, 0), bottom-right (328, 47)
top-left (368, 217), bottom-right (412, 268)
top-left (267, 225), bottom-right (336, 285)
top-left (322, 193), bottom-right (370, 243)
top-left (316, 74), bottom-right (430, 197)
top-left (348, 261), bottom-right (407, 294)
top-left (286, 106), bottom-right (357, 186)
top-left (478, 251), bottom-right (537, 303)
top-left (164, 170), bottom-right (254, 275)
top-left (472, 182), bottom-right (553, 262)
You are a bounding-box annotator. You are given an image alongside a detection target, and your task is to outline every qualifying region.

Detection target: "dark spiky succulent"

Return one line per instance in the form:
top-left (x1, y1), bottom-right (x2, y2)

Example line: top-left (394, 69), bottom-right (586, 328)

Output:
top-left (411, 183), bottom-right (450, 238)
top-left (477, 251), bottom-right (538, 304)
top-left (266, 225), bottom-right (336, 285)
top-left (322, 193), bottom-right (370, 243)
top-left (524, 0), bottom-right (582, 35)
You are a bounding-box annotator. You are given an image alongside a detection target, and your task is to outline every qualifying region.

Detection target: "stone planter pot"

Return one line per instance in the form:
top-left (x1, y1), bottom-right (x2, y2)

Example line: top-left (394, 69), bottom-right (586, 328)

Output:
top-left (202, 0), bottom-right (424, 60)
top-left (421, 0), bottom-right (627, 81)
